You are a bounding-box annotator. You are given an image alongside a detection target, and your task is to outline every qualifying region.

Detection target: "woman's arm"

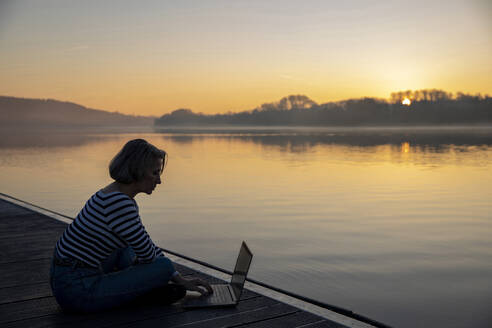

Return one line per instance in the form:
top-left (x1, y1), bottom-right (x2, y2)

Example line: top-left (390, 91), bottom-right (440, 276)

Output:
top-left (106, 199), bottom-right (164, 263)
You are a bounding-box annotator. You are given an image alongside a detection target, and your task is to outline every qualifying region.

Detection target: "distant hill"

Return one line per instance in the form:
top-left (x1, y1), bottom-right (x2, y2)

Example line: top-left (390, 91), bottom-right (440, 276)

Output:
top-left (0, 96), bottom-right (154, 127)
top-left (155, 91), bottom-right (492, 127)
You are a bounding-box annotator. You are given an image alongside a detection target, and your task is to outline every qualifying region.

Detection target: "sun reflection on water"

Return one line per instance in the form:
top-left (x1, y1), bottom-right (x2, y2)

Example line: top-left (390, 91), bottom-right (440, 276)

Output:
top-left (401, 142), bottom-right (410, 153)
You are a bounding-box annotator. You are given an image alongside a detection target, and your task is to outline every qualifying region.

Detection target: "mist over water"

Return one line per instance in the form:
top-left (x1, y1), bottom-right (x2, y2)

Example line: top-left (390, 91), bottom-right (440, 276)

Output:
top-left (1, 126), bottom-right (491, 328)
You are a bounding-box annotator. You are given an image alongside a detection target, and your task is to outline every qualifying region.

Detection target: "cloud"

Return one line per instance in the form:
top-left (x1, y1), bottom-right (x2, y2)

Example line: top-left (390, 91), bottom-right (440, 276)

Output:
top-left (279, 74), bottom-right (297, 80)
top-left (279, 74), bottom-right (314, 86)
top-left (65, 45), bottom-right (89, 52)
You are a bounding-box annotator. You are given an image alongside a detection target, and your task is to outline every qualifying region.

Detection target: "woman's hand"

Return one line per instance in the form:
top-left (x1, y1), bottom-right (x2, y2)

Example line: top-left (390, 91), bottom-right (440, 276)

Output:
top-left (172, 273), bottom-right (213, 296)
top-left (182, 277), bottom-right (213, 296)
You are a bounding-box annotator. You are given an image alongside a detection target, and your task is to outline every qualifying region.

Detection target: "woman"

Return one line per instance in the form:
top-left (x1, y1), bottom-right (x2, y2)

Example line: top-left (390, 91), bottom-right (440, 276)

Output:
top-left (50, 139), bottom-right (212, 312)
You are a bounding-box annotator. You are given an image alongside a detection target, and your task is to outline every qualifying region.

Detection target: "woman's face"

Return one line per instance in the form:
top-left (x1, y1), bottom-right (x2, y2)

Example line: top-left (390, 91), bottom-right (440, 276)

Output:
top-left (136, 158), bottom-right (163, 195)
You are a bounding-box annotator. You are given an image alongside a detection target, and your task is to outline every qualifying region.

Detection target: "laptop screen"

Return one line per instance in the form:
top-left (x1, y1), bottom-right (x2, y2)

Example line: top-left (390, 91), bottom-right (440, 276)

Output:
top-left (230, 241), bottom-right (253, 300)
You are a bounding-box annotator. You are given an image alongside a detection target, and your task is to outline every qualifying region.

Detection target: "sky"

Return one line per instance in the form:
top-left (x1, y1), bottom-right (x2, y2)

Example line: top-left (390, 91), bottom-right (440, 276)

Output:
top-left (0, 0), bottom-right (491, 116)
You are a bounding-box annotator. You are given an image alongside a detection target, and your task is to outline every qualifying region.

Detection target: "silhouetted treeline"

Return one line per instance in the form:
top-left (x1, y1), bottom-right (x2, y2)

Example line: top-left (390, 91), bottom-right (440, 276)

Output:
top-left (0, 96), bottom-right (153, 127)
top-left (155, 91), bottom-right (492, 126)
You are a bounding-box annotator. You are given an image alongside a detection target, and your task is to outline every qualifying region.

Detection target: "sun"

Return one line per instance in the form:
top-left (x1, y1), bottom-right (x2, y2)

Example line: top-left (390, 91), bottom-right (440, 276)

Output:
top-left (402, 98), bottom-right (412, 106)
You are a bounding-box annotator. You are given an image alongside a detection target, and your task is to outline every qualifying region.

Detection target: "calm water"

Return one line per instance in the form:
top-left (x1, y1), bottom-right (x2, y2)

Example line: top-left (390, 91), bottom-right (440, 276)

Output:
top-left (1, 126), bottom-right (491, 328)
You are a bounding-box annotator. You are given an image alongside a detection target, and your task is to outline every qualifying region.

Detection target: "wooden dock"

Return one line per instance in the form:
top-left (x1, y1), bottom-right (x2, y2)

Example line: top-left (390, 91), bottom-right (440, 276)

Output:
top-left (0, 198), bottom-right (359, 328)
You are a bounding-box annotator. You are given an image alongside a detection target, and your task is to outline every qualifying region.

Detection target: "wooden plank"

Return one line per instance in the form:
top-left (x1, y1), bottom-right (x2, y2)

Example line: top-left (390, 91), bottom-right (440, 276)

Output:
top-left (0, 209), bottom-right (37, 218)
top-left (1, 231), bottom-right (60, 244)
top-left (0, 212), bottom-right (66, 224)
top-left (75, 294), bottom-right (266, 328)
top-left (0, 234), bottom-right (61, 253)
top-left (0, 229), bottom-right (62, 243)
top-left (0, 214), bottom-right (67, 230)
top-left (0, 228), bottom-right (62, 243)
top-left (293, 320), bottom-right (348, 328)
top-left (0, 201), bottom-right (69, 222)
top-left (238, 311), bottom-right (326, 328)
top-left (114, 295), bottom-right (284, 328)
top-left (0, 246), bottom-right (55, 264)
top-left (0, 208), bottom-right (62, 223)
top-left (159, 301), bottom-right (297, 328)
top-left (0, 282), bottom-right (52, 304)
top-left (2, 300), bottom-right (181, 328)
top-left (0, 201), bottom-right (32, 217)
top-left (0, 296), bottom-right (60, 324)
top-left (0, 208), bottom-right (32, 217)
top-left (0, 258), bottom-right (51, 288)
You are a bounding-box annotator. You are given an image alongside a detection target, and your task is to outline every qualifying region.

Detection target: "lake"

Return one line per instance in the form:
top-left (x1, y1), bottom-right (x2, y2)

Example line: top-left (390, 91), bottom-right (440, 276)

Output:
top-left (1, 126), bottom-right (491, 328)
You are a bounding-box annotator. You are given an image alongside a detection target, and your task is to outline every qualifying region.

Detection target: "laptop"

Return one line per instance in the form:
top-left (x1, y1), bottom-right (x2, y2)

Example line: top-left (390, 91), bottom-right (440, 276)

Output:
top-left (182, 241), bottom-right (253, 308)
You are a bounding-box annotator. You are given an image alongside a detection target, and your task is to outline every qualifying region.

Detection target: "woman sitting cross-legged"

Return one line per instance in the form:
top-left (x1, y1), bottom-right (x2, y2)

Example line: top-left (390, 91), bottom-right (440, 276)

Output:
top-left (50, 139), bottom-right (212, 313)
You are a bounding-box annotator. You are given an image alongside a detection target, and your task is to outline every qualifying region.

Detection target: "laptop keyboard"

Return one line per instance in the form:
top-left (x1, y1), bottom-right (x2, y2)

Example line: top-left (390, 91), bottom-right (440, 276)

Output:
top-left (206, 284), bottom-right (233, 303)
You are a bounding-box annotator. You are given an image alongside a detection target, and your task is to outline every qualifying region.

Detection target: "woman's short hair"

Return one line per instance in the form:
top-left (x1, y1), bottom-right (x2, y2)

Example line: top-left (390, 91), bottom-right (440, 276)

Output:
top-left (109, 139), bottom-right (167, 184)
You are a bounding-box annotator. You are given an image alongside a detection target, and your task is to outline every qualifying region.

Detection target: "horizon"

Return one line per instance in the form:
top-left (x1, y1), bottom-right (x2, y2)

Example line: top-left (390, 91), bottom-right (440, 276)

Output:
top-left (1, 0), bottom-right (491, 116)
top-left (3, 88), bottom-right (490, 118)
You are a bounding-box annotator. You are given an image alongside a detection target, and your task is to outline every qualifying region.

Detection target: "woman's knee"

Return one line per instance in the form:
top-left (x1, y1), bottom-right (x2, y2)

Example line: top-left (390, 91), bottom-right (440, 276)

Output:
top-left (154, 256), bottom-right (175, 278)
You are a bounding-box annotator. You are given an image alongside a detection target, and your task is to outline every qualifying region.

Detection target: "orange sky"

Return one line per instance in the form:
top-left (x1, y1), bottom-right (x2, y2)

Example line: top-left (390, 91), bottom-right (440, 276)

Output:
top-left (0, 0), bottom-right (491, 116)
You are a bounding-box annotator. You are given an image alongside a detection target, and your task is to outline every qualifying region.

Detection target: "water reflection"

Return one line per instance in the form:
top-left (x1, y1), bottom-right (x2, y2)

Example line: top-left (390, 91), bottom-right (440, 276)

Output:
top-left (3, 126), bottom-right (492, 151)
top-left (159, 129), bottom-right (492, 168)
top-left (159, 126), bottom-right (492, 157)
top-left (2, 127), bottom-right (492, 172)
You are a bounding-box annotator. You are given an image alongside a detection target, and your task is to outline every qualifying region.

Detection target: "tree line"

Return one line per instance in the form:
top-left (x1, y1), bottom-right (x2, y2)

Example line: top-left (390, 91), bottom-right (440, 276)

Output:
top-left (155, 90), bottom-right (491, 126)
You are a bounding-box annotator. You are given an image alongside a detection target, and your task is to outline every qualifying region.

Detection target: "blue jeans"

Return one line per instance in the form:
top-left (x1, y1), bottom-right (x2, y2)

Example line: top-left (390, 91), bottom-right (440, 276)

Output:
top-left (50, 247), bottom-right (177, 312)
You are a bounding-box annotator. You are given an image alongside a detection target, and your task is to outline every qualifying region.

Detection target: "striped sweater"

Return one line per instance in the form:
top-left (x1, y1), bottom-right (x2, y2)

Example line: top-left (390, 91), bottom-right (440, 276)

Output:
top-left (55, 190), bottom-right (166, 268)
